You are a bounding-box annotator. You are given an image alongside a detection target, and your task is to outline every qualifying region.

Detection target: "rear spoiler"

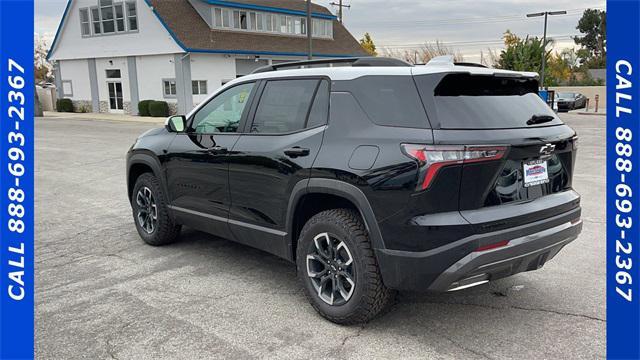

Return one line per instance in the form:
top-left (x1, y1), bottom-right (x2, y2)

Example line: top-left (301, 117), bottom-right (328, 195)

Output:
top-left (425, 55), bottom-right (539, 79)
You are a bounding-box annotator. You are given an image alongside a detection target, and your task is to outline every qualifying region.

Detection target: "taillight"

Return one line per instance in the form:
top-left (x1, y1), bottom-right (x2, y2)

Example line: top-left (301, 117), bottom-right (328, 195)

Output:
top-left (401, 144), bottom-right (508, 191)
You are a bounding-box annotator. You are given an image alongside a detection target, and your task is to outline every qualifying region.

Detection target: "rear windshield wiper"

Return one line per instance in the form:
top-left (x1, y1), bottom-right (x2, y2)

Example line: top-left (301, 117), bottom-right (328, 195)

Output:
top-left (526, 114), bottom-right (555, 126)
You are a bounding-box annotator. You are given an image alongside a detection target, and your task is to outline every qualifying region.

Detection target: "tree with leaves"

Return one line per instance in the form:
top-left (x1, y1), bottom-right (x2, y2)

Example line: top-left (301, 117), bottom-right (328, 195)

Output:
top-left (359, 33), bottom-right (377, 56)
top-left (573, 9), bottom-right (606, 68)
top-left (495, 31), bottom-right (552, 76)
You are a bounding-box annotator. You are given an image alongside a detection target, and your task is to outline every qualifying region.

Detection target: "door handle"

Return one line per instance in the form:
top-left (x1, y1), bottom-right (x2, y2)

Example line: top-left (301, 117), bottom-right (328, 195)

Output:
top-left (284, 147), bottom-right (310, 158)
top-left (207, 146), bottom-right (228, 154)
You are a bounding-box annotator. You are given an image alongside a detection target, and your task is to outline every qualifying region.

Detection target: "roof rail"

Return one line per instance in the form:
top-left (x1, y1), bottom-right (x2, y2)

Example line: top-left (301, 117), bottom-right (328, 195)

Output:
top-left (425, 56), bottom-right (488, 68)
top-left (454, 62), bottom-right (488, 68)
top-left (251, 57), bottom-right (411, 74)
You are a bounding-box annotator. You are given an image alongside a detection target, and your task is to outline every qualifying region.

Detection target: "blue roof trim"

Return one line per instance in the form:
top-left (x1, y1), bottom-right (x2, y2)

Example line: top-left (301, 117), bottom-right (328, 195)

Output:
top-left (198, 0), bottom-right (337, 19)
top-left (45, 0), bottom-right (73, 60)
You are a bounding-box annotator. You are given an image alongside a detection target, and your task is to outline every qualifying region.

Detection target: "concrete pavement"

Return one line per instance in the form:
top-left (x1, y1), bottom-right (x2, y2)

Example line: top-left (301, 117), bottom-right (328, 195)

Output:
top-left (35, 113), bottom-right (605, 359)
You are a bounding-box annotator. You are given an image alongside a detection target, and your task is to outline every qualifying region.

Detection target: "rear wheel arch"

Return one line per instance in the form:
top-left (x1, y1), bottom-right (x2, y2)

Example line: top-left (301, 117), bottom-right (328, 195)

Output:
top-left (286, 178), bottom-right (385, 261)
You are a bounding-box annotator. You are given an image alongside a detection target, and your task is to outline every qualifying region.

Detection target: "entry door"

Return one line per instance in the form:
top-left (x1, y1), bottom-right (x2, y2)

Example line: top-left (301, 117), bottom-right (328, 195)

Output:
top-left (164, 81), bottom-right (256, 239)
top-left (227, 78), bottom-right (329, 258)
top-left (107, 82), bottom-right (123, 111)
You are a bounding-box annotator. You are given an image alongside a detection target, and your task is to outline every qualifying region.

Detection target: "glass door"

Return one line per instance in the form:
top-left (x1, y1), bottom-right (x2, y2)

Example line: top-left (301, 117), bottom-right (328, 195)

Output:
top-left (108, 82), bottom-right (123, 112)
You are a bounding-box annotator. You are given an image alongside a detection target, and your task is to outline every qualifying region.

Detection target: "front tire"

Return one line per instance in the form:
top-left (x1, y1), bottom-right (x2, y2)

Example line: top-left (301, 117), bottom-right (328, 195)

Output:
top-left (131, 173), bottom-right (181, 246)
top-left (296, 209), bottom-right (393, 324)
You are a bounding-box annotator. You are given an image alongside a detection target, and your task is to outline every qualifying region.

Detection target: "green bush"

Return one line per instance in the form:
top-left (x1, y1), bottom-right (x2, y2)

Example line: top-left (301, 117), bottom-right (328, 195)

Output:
top-left (56, 98), bottom-right (74, 112)
top-left (148, 101), bottom-right (169, 117)
top-left (138, 100), bottom-right (153, 116)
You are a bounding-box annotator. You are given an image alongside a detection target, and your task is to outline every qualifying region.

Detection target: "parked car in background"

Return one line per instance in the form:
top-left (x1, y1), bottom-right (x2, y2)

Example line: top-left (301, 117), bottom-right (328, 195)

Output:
top-left (556, 92), bottom-right (587, 112)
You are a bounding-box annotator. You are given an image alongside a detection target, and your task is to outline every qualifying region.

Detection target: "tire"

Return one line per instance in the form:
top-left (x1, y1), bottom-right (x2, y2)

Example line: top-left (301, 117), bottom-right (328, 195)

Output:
top-left (131, 173), bottom-right (181, 246)
top-left (296, 208), bottom-right (394, 324)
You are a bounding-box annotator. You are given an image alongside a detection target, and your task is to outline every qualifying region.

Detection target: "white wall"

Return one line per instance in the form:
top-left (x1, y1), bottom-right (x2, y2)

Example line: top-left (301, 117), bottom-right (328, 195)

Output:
top-left (95, 57), bottom-right (130, 103)
top-left (49, 0), bottom-right (183, 61)
top-left (136, 54), bottom-right (177, 103)
top-left (190, 54), bottom-right (236, 105)
top-left (59, 59), bottom-right (91, 101)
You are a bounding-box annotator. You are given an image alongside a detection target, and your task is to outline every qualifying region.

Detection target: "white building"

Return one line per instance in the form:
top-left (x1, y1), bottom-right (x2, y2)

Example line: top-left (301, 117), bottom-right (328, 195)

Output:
top-left (47, 0), bottom-right (366, 115)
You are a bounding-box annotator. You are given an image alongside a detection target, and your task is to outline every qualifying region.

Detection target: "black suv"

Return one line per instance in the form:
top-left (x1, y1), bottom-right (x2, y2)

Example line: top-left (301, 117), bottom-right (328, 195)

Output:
top-left (126, 57), bottom-right (582, 324)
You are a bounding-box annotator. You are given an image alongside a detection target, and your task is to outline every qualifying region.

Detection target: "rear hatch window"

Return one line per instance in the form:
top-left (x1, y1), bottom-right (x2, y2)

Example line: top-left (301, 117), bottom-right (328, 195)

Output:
top-left (414, 73), bottom-right (563, 129)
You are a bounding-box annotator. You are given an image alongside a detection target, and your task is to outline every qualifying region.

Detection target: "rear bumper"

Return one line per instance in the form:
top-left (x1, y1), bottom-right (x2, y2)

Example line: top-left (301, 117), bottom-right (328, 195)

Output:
top-left (375, 206), bottom-right (582, 292)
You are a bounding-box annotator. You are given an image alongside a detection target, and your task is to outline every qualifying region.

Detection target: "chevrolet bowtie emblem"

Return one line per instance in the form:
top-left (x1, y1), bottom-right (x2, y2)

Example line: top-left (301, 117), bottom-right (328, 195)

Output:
top-left (540, 144), bottom-right (555, 155)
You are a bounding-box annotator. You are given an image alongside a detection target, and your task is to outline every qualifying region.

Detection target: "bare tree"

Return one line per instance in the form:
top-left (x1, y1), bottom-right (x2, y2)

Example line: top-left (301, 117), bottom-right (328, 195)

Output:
top-left (381, 41), bottom-right (464, 64)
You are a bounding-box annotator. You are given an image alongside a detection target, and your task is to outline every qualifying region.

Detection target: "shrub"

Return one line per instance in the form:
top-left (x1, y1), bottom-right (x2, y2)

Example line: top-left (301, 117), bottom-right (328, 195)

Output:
top-left (148, 101), bottom-right (169, 117)
top-left (56, 98), bottom-right (74, 112)
top-left (138, 100), bottom-right (153, 116)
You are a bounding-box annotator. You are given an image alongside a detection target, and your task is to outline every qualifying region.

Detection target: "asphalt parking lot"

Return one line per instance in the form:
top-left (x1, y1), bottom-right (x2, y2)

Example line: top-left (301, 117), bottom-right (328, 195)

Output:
top-left (35, 113), bottom-right (605, 359)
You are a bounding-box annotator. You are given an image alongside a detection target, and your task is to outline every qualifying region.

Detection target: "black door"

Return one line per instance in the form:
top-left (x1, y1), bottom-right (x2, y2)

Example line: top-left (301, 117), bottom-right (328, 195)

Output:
top-left (228, 78), bottom-right (330, 258)
top-left (165, 81), bottom-right (256, 239)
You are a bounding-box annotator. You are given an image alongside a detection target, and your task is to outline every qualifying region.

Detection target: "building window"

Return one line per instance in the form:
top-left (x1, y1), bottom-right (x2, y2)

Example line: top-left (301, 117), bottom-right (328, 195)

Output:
top-left (265, 13), bottom-right (273, 31)
top-left (214, 8), bottom-right (222, 27)
top-left (100, 0), bottom-right (115, 33)
top-left (192, 80), bottom-right (208, 95)
top-left (163, 79), bottom-right (177, 98)
top-left (209, 7), bottom-right (330, 38)
top-left (256, 13), bottom-right (263, 30)
top-left (62, 80), bottom-right (73, 97)
top-left (106, 69), bottom-right (121, 78)
top-left (80, 8), bottom-right (91, 36)
top-left (82, 1), bottom-right (137, 37)
top-left (249, 12), bottom-right (257, 30)
top-left (126, 1), bottom-right (137, 31)
top-left (114, 3), bottom-right (125, 32)
top-left (222, 8), bottom-right (231, 27)
top-left (91, 7), bottom-right (101, 34)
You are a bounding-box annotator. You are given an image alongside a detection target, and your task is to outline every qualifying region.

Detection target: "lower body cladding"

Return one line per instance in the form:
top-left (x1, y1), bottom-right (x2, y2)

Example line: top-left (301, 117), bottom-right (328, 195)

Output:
top-left (375, 206), bottom-right (582, 292)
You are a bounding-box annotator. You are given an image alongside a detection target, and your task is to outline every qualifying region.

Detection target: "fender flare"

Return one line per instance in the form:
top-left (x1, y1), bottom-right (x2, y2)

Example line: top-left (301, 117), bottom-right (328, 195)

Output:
top-left (127, 151), bottom-right (169, 203)
top-left (285, 178), bottom-right (386, 260)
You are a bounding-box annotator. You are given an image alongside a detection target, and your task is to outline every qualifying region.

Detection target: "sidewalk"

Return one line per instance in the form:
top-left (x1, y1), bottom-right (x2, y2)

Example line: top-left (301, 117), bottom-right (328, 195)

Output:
top-left (566, 109), bottom-right (606, 116)
top-left (42, 111), bottom-right (166, 124)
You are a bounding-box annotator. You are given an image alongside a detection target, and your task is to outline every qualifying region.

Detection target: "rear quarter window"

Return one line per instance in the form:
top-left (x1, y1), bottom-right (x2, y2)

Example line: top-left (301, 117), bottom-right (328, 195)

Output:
top-left (414, 73), bottom-right (564, 129)
top-left (346, 76), bottom-right (430, 128)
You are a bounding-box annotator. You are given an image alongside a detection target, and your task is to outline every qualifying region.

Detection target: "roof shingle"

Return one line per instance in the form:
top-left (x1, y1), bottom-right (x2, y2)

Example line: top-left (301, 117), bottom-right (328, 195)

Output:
top-left (148, 0), bottom-right (367, 57)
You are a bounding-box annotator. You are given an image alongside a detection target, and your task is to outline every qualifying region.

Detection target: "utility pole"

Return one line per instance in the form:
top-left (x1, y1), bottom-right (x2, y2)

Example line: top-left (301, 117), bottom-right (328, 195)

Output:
top-left (526, 10), bottom-right (567, 88)
top-left (307, 0), bottom-right (312, 59)
top-left (330, 0), bottom-right (350, 23)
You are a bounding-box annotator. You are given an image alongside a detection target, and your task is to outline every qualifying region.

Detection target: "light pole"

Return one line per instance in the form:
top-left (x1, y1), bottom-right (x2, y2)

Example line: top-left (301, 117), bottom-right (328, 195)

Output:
top-left (307, 0), bottom-right (312, 60)
top-left (526, 10), bottom-right (567, 88)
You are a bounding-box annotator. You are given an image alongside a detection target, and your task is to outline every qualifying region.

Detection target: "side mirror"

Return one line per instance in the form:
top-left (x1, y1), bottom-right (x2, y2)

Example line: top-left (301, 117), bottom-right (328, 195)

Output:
top-left (165, 115), bottom-right (186, 133)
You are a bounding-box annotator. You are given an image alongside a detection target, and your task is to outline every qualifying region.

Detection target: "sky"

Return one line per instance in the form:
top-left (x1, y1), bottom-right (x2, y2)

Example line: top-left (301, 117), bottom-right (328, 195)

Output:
top-left (35, 0), bottom-right (605, 62)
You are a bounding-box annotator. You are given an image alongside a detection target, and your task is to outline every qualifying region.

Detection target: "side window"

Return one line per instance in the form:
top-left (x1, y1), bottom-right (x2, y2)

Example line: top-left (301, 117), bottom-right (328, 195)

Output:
top-left (191, 82), bottom-right (254, 134)
top-left (307, 79), bottom-right (330, 128)
top-left (349, 76), bottom-right (430, 128)
top-left (251, 79), bottom-right (318, 134)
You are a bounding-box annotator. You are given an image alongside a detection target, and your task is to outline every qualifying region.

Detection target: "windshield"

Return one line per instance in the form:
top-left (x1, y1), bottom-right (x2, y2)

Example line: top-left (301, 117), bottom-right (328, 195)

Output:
top-left (557, 92), bottom-right (575, 99)
top-left (414, 73), bottom-right (564, 129)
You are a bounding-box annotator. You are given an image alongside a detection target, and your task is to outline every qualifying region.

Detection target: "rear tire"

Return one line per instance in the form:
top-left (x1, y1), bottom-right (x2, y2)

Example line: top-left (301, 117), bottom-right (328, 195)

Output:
top-left (296, 209), bottom-right (394, 324)
top-left (131, 173), bottom-right (181, 246)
